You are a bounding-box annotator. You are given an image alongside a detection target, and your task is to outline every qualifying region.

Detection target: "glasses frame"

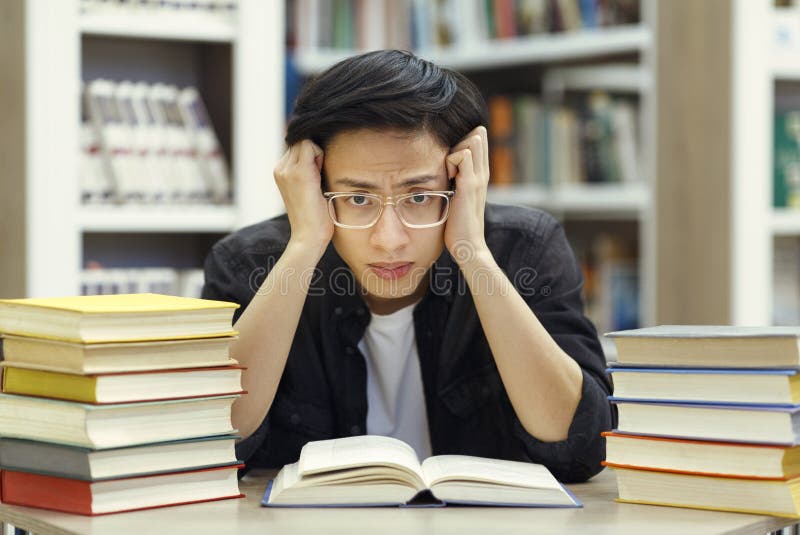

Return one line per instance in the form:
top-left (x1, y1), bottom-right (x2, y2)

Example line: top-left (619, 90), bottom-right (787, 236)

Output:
top-left (322, 190), bottom-right (456, 229)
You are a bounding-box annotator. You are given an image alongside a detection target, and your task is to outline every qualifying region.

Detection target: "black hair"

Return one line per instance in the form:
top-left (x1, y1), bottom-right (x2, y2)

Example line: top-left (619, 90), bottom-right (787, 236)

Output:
top-left (285, 49), bottom-right (488, 150)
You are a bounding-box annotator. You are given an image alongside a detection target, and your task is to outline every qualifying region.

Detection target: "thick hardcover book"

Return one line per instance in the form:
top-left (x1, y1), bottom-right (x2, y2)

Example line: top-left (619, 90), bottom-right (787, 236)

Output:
top-left (611, 399), bottom-right (800, 444)
top-left (0, 293), bottom-right (238, 343)
top-left (0, 464), bottom-right (244, 515)
top-left (606, 325), bottom-right (800, 367)
top-left (2, 365), bottom-right (244, 404)
top-left (607, 367), bottom-right (800, 405)
top-left (602, 432), bottom-right (800, 479)
top-left (0, 334), bottom-right (237, 374)
top-left (0, 435), bottom-right (240, 481)
top-left (0, 393), bottom-right (238, 449)
top-left (611, 466), bottom-right (800, 518)
top-left (261, 435), bottom-right (581, 508)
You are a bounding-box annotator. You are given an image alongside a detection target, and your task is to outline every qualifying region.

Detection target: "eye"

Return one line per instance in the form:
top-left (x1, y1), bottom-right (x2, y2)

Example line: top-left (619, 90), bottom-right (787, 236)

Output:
top-left (409, 193), bottom-right (429, 205)
top-left (348, 195), bottom-right (369, 206)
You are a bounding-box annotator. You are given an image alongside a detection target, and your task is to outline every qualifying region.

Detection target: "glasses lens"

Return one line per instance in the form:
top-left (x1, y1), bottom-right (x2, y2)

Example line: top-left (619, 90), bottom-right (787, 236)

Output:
top-left (397, 193), bottom-right (448, 226)
top-left (329, 194), bottom-right (381, 227)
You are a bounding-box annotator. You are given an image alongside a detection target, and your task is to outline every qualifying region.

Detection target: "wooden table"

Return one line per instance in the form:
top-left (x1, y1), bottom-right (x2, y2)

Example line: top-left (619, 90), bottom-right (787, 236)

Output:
top-left (0, 469), bottom-right (794, 535)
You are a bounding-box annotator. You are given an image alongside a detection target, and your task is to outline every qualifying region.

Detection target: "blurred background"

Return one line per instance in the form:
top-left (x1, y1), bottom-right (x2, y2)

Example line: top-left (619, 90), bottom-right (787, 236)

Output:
top-left (0, 0), bottom-right (797, 359)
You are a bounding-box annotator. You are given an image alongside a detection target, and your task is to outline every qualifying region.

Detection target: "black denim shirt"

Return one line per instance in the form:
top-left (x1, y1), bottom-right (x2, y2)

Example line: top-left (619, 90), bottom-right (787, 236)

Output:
top-left (201, 202), bottom-right (615, 483)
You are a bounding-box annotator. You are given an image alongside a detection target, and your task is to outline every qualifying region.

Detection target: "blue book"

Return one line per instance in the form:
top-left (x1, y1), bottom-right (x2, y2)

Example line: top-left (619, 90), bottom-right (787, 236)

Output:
top-left (611, 398), bottom-right (800, 445)
top-left (607, 367), bottom-right (800, 406)
top-left (260, 435), bottom-right (581, 508)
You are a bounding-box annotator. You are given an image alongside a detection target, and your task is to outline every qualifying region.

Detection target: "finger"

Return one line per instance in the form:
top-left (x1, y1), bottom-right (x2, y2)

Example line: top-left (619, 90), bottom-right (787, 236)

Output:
top-left (288, 143), bottom-right (300, 165)
top-left (447, 148), bottom-right (475, 186)
top-left (478, 125), bottom-right (489, 178)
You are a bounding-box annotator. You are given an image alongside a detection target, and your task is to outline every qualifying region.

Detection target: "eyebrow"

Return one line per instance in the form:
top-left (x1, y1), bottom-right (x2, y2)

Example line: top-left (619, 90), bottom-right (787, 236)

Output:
top-left (332, 175), bottom-right (440, 189)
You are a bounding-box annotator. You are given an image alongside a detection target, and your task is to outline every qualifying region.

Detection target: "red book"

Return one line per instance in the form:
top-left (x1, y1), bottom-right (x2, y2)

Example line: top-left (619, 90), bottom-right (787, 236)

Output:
top-left (1, 465), bottom-right (244, 515)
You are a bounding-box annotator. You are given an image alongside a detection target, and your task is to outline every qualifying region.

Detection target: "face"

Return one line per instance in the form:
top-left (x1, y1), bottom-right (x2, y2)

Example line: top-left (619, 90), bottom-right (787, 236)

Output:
top-left (324, 128), bottom-right (450, 315)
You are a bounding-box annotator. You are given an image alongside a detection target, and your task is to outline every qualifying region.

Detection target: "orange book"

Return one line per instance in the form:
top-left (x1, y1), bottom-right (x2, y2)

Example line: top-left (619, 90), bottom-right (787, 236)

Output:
top-left (1, 465), bottom-right (244, 515)
top-left (488, 95), bottom-right (516, 185)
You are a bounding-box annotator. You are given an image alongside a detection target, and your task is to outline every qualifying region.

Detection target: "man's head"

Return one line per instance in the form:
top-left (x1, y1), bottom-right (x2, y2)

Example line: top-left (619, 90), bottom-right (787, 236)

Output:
top-left (285, 50), bottom-right (487, 314)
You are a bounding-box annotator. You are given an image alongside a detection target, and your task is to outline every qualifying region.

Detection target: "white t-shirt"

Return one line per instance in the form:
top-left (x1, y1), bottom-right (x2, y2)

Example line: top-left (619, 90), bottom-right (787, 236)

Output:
top-left (357, 301), bottom-right (432, 460)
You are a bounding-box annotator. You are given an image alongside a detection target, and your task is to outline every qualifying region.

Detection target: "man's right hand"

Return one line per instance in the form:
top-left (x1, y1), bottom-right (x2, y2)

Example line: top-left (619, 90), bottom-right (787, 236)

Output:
top-left (273, 139), bottom-right (334, 255)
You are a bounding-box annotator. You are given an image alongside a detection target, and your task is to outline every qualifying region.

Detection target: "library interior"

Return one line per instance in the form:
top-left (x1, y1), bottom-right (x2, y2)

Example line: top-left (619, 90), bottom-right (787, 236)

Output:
top-left (3, 0), bottom-right (800, 533)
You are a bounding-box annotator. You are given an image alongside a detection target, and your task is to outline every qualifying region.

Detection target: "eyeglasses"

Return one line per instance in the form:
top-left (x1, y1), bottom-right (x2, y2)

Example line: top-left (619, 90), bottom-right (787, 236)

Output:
top-left (322, 191), bottom-right (455, 229)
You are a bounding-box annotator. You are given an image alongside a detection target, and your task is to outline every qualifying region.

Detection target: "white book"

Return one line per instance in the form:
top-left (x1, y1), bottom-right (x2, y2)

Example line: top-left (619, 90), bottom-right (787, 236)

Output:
top-left (80, 84), bottom-right (112, 204)
top-left (263, 435), bottom-right (580, 508)
top-left (179, 268), bottom-right (206, 298)
top-left (147, 84), bottom-right (192, 203)
top-left (131, 82), bottom-right (169, 203)
top-left (178, 87), bottom-right (230, 203)
top-left (295, 0), bottom-right (320, 50)
top-left (114, 81), bottom-right (152, 202)
top-left (86, 79), bottom-right (137, 202)
top-left (612, 101), bottom-right (640, 183)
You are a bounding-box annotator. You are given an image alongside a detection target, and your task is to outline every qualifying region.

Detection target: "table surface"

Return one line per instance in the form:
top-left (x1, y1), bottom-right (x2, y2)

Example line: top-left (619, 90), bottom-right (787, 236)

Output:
top-left (0, 468), bottom-right (794, 535)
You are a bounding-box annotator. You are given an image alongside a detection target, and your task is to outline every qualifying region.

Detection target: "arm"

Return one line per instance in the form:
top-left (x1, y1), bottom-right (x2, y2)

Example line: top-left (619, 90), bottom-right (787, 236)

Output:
top-left (206, 140), bottom-right (333, 442)
top-left (445, 127), bottom-right (612, 481)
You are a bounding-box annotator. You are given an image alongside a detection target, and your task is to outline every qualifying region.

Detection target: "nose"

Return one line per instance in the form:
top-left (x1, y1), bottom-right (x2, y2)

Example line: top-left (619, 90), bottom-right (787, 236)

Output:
top-left (368, 204), bottom-right (411, 253)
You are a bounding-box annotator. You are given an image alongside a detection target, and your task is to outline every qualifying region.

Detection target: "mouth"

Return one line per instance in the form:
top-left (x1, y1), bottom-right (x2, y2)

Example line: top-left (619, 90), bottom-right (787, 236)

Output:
top-left (367, 262), bottom-right (414, 280)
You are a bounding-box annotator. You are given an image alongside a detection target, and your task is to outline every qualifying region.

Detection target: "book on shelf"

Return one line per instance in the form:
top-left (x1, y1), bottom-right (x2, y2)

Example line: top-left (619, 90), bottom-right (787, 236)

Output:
top-left (0, 393), bottom-right (238, 449)
top-left (262, 435), bottom-right (580, 508)
top-left (2, 365), bottom-right (244, 404)
top-left (81, 267), bottom-right (206, 299)
top-left (607, 367), bottom-right (800, 405)
top-left (606, 325), bottom-right (800, 368)
top-left (611, 399), bottom-right (800, 444)
top-left (82, 79), bottom-right (230, 206)
top-left (774, 106), bottom-right (800, 209)
top-left (602, 432), bottom-right (800, 480)
top-left (0, 435), bottom-right (239, 481)
top-left (774, 237), bottom-right (800, 326)
top-left (0, 293), bottom-right (239, 344)
top-left (0, 334), bottom-right (236, 374)
top-left (289, 0), bottom-right (640, 52)
top-left (612, 466), bottom-right (800, 518)
top-left (483, 92), bottom-right (639, 189)
top-left (0, 464), bottom-right (244, 516)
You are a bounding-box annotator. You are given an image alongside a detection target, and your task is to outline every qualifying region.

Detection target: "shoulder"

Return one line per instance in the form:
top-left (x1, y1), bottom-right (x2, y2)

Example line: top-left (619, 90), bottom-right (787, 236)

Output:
top-left (484, 203), bottom-right (562, 261)
top-left (207, 214), bottom-right (291, 279)
top-left (213, 214), bottom-right (291, 257)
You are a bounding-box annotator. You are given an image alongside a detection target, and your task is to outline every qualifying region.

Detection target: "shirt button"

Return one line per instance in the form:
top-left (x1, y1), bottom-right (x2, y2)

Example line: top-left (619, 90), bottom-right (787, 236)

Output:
top-left (334, 307), bottom-right (343, 316)
top-left (345, 346), bottom-right (354, 355)
top-left (480, 386), bottom-right (491, 397)
top-left (350, 425), bottom-right (362, 435)
top-left (356, 307), bottom-right (365, 316)
top-left (426, 330), bottom-right (433, 338)
top-left (290, 413), bottom-right (301, 425)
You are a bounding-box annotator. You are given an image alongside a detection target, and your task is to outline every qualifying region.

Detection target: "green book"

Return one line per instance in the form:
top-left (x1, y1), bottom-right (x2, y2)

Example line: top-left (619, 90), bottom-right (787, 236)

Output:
top-left (774, 110), bottom-right (800, 208)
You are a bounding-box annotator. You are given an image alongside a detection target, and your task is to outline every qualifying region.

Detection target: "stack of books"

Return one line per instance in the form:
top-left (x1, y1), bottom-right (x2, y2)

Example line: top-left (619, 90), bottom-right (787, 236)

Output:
top-left (0, 293), bottom-right (245, 515)
top-left (604, 325), bottom-right (800, 517)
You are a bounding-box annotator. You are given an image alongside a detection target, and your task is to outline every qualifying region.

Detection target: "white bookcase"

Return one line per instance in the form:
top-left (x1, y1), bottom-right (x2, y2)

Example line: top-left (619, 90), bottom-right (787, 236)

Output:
top-left (1, 0), bottom-right (286, 299)
top-left (289, 1), bottom-right (657, 346)
top-left (730, 0), bottom-right (800, 326)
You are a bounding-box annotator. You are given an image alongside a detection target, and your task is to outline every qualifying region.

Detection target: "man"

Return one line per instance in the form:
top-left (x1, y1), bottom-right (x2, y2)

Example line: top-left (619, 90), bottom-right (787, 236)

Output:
top-left (201, 50), bottom-right (614, 483)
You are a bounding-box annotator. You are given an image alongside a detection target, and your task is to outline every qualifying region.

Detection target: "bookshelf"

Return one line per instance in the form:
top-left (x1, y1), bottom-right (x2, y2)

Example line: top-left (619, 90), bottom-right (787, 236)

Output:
top-left (0, 0), bottom-right (286, 299)
top-left (288, 0), bottom-right (657, 338)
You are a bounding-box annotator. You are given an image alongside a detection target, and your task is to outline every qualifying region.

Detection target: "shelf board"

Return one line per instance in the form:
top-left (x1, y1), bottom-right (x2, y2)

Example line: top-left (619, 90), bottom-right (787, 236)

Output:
top-left (294, 25), bottom-right (651, 75)
top-left (487, 182), bottom-right (649, 217)
top-left (79, 205), bottom-right (238, 233)
top-left (543, 64), bottom-right (650, 94)
top-left (80, 10), bottom-right (236, 43)
top-left (772, 209), bottom-right (800, 235)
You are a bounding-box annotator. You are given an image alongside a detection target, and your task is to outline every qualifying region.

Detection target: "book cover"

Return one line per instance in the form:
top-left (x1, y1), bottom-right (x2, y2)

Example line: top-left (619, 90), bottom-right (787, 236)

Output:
top-left (0, 465), bottom-right (244, 515)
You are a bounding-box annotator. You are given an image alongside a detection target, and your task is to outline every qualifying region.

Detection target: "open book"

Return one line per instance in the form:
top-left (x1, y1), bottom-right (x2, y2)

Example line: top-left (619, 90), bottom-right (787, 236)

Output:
top-left (261, 435), bottom-right (581, 508)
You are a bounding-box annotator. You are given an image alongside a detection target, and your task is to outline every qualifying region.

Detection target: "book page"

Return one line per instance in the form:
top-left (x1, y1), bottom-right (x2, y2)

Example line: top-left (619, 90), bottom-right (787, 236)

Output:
top-left (298, 436), bottom-right (424, 486)
top-left (421, 455), bottom-right (563, 490)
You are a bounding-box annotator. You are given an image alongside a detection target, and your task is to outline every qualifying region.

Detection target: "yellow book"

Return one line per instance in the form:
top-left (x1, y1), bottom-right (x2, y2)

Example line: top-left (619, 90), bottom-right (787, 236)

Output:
top-left (0, 293), bottom-right (239, 343)
top-left (2, 365), bottom-right (244, 404)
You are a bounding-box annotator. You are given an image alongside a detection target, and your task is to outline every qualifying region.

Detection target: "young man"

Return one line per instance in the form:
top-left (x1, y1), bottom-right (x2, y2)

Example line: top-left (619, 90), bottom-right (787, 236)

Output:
top-left (202, 50), bottom-right (614, 483)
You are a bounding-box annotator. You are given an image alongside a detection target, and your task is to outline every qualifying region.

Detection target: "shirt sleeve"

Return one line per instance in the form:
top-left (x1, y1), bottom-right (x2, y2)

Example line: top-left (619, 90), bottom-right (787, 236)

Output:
top-left (508, 216), bottom-right (616, 483)
top-left (200, 242), bottom-right (269, 462)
